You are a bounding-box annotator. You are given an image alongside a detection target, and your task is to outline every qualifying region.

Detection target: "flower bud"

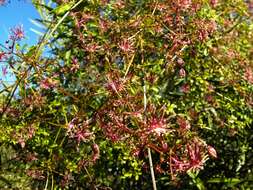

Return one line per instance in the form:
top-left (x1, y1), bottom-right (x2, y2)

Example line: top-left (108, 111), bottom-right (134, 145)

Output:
top-left (210, 0), bottom-right (218, 8)
top-left (179, 68), bottom-right (186, 78)
top-left (208, 145), bottom-right (217, 158)
top-left (91, 143), bottom-right (100, 162)
top-left (162, 142), bottom-right (168, 152)
top-left (177, 58), bottom-right (185, 67)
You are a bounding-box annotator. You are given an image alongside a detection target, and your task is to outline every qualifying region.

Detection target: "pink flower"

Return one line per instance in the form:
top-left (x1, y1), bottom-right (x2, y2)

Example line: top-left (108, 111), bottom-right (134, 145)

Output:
top-left (124, 110), bottom-right (143, 119)
top-left (171, 156), bottom-right (190, 172)
top-left (177, 117), bottom-right (191, 131)
top-left (74, 13), bottom-right (94, 28)
top-left (114, 0), bottom-right (125, 9)
top-left (10, 25), bottom-right (25, 41)
top-left (40, 79), bottom-right (51, 89)
top-left (27, 126), bottom-right (36, 139)
top-left (148, 117), bottom-right (168, 136)
top-left (119, 39), bottom-right (134, 53)
top-left (207, 84), bottom-right (215, 92)
top-left (186, 142), bottom-right (208, 172)
top-left (249, 1), bottom-right (253, 13)
top-left (171, 140), bottom-right (209, 173)
top-left (155, 164), bottom-right (165, 174)
top-left (67, 119), bottom-right (93, 145)
top-left (207, 20), bottom-right (217, 34)
top-left (74, 129), bottom-right (93, 144)
top-left (68, 123), bottom-right (75, 131)
top-left (178, 0), bottom-right (192, 10)
top-left (154, 24), bottom-right (163, 34)
top-left (85, 43), bottom-right (99, 53)
top-left (26, 169), bottom-right (45, 180)
top-left (0, 0), bottom-right (6, 5)
top-left (198, 29), bottom-right (209, 41)
top-left (99, 19), bottom-right (109, 32)
top-left (132, 148), bottom-right (141, 157)
top-left (180, 84), bottom-right (190, 93)
top-left (0, 52), bottom-right (6, 61)
top-left (26, 152), bottom-right (38, 162)
top-left (60, 172), bottom-right (72, 188)
top-left (244, 67), bottom-right (253, 84)
top-left (70, 58), bottom-right (79, 72)
top-left (40, 78), bottom-right (57, 89)
top-left (205, 94), bottom-right (214, 103)
top-left (156, 3), bottom-right (167, 11)
top-left (105, 77), bottom-right (125, 94)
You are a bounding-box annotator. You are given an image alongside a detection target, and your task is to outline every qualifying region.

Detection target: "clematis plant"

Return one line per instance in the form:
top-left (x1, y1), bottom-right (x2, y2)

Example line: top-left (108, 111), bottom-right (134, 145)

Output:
top-left (0, 0), bottom-right (253, 189)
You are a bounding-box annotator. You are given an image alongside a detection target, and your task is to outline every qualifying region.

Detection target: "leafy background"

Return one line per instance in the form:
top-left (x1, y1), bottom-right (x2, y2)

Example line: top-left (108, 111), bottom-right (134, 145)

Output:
top-left (0, 0), bottom-right (253, 189)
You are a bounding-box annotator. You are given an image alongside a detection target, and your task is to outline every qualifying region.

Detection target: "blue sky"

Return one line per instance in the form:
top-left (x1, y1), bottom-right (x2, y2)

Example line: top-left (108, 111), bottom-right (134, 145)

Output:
top-left (0, 1), bottom-right (41, 44)
top-left (0, 1), bottom-right (41, 85)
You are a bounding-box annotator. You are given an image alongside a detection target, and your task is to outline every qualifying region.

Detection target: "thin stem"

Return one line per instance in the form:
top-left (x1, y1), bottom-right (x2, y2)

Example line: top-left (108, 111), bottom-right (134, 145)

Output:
top-left (51, 174), bottom-right (54, 190)
top-left (84, 166), bottom-right (92, 182)
top-left (44, 171), bottom-right (49, 190)
top-left (223, 15), bottom-right (243, 34)
top-left (35, 0), bottom-right (84, 60)
top-left (152, 1), bottom-right (158, 15)
top-left (143, 84), bottom-right (157, 190)
top-left (0, 66), bottom-right (32, 118)
top-left (148, 148), bottom-right (157, 190)
top-left (124, 53), bottom-right (135, 79)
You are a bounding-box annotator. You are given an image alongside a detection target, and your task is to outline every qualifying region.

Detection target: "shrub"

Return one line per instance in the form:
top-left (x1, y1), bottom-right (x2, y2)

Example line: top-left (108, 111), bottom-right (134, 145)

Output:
top-left (0, 0), bottom-right (253, 189)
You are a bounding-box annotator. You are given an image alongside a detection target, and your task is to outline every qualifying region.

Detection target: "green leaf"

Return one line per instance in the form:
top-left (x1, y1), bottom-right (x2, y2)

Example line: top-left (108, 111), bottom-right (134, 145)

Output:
top-left (53, 3), bottom-right (74, 15)
top-left (207, 178), bottom-right (241, 184)
top-left (30, 28), bottom-right (44, 36)
top-left (29, 18), bottom-right (46, 29)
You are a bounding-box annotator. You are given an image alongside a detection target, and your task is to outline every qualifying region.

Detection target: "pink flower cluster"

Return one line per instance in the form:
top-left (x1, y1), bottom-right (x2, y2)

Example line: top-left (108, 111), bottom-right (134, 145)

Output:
top-left (9, 25), bottom-right (25, 41)
top-left (171, 139), bottom-right (217, 174)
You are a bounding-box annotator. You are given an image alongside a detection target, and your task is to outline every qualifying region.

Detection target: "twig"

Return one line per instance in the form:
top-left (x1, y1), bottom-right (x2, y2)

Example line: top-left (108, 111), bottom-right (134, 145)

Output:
top-left (44, 171), bottom-right (49, 190)
top-left (124, 53), bottom-right (135, 79)
top-left (0, 66), bottom-right (32, 118)
top-left (143, 84), bottom-right (157, 190)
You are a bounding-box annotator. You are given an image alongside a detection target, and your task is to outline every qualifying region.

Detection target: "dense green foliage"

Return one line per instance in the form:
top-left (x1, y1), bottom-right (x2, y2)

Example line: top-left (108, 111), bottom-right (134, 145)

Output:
top-left (0, 0), bottom-right (253, 189)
